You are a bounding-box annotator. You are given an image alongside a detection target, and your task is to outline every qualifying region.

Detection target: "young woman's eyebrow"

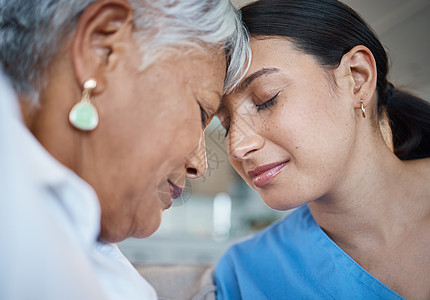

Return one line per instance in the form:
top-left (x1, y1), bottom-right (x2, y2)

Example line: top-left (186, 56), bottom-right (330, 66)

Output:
top-left (236, 67), bottom-right (280, 93)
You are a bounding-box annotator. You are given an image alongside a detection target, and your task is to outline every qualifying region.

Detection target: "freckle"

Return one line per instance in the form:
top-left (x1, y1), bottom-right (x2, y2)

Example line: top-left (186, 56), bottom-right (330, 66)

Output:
top-left (295, 146), bottom-right (299, 149)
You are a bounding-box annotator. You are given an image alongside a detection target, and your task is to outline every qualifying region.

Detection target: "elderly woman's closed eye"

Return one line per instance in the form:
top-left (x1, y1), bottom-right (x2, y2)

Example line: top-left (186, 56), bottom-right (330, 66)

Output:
top-left (0, 0), bottom-right (249, 299)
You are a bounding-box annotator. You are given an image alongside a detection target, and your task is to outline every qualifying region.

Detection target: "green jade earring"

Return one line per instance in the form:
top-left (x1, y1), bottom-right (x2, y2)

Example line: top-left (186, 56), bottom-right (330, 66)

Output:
top-left (69, 78), bottom-right (99, 131)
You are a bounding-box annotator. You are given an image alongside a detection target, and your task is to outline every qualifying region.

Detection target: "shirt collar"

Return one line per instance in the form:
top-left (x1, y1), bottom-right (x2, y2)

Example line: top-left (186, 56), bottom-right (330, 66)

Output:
top-left (8, 94), bottom-right (102, 246)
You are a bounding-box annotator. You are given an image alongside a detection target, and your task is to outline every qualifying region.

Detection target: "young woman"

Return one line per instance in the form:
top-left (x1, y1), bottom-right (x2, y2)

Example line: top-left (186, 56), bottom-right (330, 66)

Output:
top-left (214, 0), bottom-right (430, 299)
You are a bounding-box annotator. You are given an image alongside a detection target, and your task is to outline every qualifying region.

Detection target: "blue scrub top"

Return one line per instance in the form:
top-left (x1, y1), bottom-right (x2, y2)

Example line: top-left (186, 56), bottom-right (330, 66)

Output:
top-left (214, 205), bottom-right (404, 299)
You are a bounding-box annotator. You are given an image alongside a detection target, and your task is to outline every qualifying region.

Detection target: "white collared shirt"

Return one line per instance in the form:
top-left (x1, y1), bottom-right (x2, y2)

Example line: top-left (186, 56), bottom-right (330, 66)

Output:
top-left (0, 73), bottom-right (157, 300)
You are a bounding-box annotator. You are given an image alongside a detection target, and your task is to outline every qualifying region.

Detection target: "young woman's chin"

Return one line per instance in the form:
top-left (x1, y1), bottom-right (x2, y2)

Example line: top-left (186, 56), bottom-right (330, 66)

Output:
top-left (254, 184), bottom-right (306, 211)
top-left (262, 195), bottom-right (307, 211)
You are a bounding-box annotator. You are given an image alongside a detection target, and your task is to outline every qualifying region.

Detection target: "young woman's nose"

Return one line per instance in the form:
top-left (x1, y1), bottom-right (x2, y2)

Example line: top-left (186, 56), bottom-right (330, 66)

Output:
top-left (228, 116), bottom-right (264, 161)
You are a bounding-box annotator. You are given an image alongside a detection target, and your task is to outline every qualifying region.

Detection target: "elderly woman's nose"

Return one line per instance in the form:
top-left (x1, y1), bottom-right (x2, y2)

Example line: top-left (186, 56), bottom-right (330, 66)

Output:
top-left (185, 131), bottom-right (207, 179)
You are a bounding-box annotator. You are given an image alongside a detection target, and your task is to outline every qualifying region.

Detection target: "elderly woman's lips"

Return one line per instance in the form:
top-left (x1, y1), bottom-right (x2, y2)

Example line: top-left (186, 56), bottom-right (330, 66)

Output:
top-left (168, 180), bottom-right (183, 199)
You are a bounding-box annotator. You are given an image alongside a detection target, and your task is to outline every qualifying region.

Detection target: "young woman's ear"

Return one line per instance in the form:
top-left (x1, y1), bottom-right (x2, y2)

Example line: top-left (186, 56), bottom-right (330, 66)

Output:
top-left (338, 45), bottom-right (378, 110)
top-left (72, 0), bottom-right (134, 92)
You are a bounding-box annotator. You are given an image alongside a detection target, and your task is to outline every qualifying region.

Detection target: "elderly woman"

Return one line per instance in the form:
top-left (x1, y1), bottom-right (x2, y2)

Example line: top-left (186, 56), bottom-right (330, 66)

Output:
top-left (0, 0), bottom-right (248, 299)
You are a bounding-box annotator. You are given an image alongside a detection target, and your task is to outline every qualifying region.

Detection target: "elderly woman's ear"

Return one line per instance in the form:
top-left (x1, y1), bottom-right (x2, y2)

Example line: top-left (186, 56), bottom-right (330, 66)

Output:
top-left (72, 0), bottom-right (134, 89)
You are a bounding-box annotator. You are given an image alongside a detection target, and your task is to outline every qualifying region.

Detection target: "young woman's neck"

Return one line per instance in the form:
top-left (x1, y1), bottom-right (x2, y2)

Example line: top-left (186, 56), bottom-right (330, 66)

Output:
top-left (308, 127), bottom-right (429, 251)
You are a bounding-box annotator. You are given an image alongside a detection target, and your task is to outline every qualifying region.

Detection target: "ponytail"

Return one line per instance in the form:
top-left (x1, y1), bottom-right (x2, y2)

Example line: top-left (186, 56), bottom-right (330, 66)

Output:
top-left (384, 84), bottom-right (430, 160)
top-left (241, 0), bottom-right (430, 161)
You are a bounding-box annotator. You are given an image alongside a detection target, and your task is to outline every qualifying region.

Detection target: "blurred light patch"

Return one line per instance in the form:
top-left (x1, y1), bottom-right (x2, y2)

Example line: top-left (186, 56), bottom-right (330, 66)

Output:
top-left (212, 193), bottom-right (232, 241)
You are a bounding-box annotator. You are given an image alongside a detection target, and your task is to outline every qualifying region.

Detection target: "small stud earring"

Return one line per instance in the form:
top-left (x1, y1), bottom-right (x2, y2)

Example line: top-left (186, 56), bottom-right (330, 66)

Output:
top-left (360, 99), bottom-right (366, 119)
top-left (69, 78), bottom-right (99, 131)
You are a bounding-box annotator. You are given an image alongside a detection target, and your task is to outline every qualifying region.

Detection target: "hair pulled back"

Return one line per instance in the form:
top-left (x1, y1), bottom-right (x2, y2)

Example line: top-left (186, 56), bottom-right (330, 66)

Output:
top-left (242, 0), bottom-right (430, 160)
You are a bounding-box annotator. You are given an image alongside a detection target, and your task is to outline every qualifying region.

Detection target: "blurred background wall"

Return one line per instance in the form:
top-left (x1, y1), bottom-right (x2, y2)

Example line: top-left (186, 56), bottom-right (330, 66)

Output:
top-left (118, 0), bottom-right (430, 265)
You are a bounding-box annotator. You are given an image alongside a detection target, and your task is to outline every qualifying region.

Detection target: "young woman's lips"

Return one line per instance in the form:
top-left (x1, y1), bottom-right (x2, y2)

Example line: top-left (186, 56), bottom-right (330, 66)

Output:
top-left (168, 180), bottom-right (183, 200)
top-left (248, 161), bottom-right (288, 188)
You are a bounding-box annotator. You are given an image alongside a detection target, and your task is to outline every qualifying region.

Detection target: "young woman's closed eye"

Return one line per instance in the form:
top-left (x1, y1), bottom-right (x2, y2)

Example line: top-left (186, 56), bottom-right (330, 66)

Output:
top-left (256, 91), bottom-right (280, 112)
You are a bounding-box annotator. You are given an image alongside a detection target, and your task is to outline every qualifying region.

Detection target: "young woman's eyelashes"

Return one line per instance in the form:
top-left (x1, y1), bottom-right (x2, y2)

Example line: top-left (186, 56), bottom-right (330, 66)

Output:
top-left (216, 115), bottom-right (230, 137)
top-left (215, 105), bottom-right (230, 137)
top-left (256, 92), bottom-right (280, 112)
top-left (217, 114), bottom-right (230, 137)
top-left (224, 125), bottom-right (230, 138)
top-left (222, 92), bottom-right (281, 137)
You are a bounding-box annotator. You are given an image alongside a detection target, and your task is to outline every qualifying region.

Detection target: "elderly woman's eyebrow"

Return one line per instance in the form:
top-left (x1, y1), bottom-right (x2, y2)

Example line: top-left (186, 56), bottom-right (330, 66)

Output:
top-left (236, 67), bottom-right (279, 93)
top-left (200, 89), bottom-right (221, 114)
top-left (211, 89), bottom-right (222, 101)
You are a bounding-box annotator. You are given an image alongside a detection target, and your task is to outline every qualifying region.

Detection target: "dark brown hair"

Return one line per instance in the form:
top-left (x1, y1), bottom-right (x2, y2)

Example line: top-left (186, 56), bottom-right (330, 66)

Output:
top-left (242, 0), bottom-right (430, 160)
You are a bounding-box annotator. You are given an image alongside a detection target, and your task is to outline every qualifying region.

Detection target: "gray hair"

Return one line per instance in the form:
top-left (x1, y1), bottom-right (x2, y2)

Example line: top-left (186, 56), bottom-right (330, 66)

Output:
top-left (0, 0), bottom-right (249, 103)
